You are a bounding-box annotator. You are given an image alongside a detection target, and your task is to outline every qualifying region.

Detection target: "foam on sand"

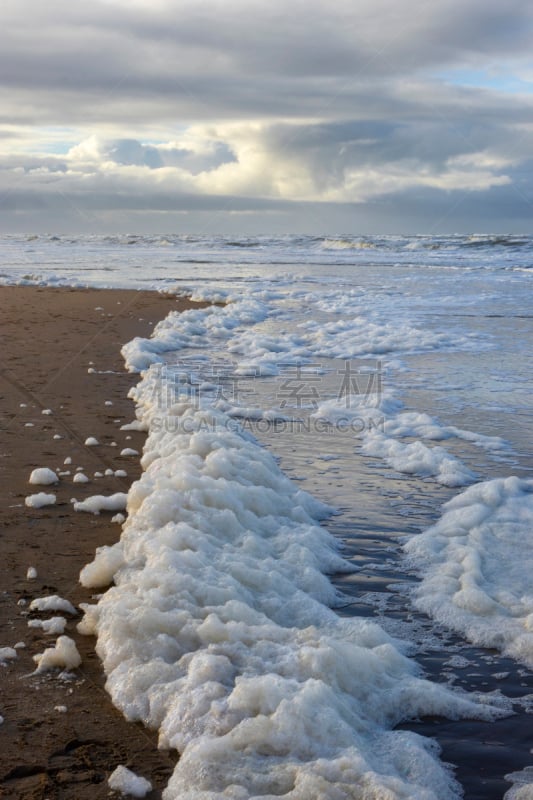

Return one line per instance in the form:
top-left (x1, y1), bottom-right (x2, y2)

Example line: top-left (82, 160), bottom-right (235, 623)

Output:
top-left (25, 492), bottom-right (56, 508)
top-left (29, 467), bottom-right (59, 485)
top-left (108, 765), bottom-right (152, 798)
top-left (405, 476), bottom-right (533, 667)
top-left (74, 493), bottom-right (128, 515)
top-left (80, 362), bottom-right (509, 800)
top-left (0, 647), bottom-right (18, 664)
top-left (33, 635), bottom-right (82, 673)
top-left (28, 616), bottom-right (68, 635)
top-left (30, 595), bottom-right (77, 615)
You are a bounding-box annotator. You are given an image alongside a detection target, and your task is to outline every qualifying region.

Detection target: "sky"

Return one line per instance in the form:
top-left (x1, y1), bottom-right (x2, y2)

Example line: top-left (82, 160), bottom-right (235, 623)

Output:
top-left (1, 0), bottom-right (532, 234)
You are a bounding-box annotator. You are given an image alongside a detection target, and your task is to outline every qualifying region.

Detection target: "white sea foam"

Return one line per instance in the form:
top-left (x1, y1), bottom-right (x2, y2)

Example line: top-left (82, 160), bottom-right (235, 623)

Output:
top-left (121, 286), bottom-right (478, 386)
top-left (30, 595), bottom-right (77, 615)
top-left (80, 364), bottom-right (509, 800)
top-left (504, 767), bottom-right (533, 800)
top-left (108, 766), bottom-right (152, 798)
top-left (312, 392), bottom-right (506, 485)
top-left (301, 316), bottom-right (471, 359)
top-left (74, 493), bottom-right (128, 515)
top-left (404, 477), bottom-right (533, 666)
top-left (33, 635), bottom-right (82, 673)
top-left (362, 433), bottom-right (477, 487)
top-left (28, 616), bottom-right (67, 635)
top-left (121, 419), bottom-right (148, 431)
top-left (29, 467), bottom-right (59, 485)
top-left (80, 542), bottom-right (124, 589)
top-left (122, 299), bottom-right (270, 374)
top-left (25, 492), bottom-right (56, 508)
top-left (0, 647), bottom-right (18, 664)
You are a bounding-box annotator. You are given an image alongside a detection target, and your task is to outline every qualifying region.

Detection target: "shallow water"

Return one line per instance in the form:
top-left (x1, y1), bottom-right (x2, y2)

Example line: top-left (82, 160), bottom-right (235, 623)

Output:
top-left (267, 431), bottom-right (533, 799)
top-left (248, 331), bottom-right (532, 798)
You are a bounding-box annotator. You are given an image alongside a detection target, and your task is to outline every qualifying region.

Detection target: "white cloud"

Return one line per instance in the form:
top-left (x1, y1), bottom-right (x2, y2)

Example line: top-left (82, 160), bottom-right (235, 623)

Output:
top-left (0, 121), bottom-right (517, 209)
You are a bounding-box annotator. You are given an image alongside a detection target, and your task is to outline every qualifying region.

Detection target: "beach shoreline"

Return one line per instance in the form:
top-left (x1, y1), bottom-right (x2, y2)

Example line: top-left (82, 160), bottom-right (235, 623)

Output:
top-left (0, 286), bottom-right (204, 799)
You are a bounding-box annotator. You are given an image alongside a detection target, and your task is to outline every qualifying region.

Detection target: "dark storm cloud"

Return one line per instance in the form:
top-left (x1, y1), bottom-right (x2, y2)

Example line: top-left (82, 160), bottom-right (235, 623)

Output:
top-left (1, 0), bottom-right (532, 123)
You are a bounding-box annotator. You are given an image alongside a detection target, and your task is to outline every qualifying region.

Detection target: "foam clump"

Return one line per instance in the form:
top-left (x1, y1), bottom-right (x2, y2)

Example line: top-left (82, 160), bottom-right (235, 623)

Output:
top-left (80, 542), bottom-right (124, 588)
top-left (33, 635), bottom-right (81, 673)
top-left (405, 476), bottom-right (533, 666)
top-left (121, 299), bottom-right (270, 374)
top-left (362, 433), bottom-right (476, 486)
top-left (73, 472), bottom-right (89, 484)
top-left (30, 595), bottom-right (77, 615)
top-left (120, 419), bottom-right (147, 431)
top-left (29, 467), bottom-right (58, 485)
top-left (25, 492), bottom-right (56, 508)
top-left (74, 493), bottom-right (128, 515)
top-left (313, 393), bottom-right (504, 487)
top-left (28, 616), bottom-right (67, 635)
top-left (108, 765), bottom-right (152, 798)
top-left (0, 647), bottom-right (17, 664)
top-left (85, 436), bottom-right (100, 446)
top-left (504, 767), bottom-right (533, 800)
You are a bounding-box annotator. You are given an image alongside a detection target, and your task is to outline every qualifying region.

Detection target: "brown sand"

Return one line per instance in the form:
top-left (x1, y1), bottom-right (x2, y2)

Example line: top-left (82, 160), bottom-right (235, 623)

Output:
top-left (0, 286), bottom-right (207, 800)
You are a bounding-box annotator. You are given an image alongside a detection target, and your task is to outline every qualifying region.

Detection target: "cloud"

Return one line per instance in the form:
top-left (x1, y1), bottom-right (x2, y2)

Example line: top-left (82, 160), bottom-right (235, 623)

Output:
top-left (0, 118), bottom-right (518, 210)
top-left (1, 0), bottom-right (533, 231)
top-left (1, 0), bottom-right (532, 125)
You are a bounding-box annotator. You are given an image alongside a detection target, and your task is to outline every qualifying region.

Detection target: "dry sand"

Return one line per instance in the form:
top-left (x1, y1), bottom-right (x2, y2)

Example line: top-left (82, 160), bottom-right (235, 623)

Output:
top-left (0, 286), bottom-right (206, 799)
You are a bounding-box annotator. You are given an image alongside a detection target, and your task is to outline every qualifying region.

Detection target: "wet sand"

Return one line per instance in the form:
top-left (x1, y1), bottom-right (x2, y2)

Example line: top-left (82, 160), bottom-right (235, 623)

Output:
top-left (0, 286), bottom-right (206, 799)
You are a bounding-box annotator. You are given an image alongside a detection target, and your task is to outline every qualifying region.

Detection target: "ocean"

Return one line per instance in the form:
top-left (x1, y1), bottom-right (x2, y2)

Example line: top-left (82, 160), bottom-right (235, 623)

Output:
top-left (2, 233), bottom-right (532, 799)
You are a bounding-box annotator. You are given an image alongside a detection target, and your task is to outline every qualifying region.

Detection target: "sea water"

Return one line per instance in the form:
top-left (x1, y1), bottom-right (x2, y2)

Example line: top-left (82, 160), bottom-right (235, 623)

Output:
top-left (2, 233), bottom-right (532, 798)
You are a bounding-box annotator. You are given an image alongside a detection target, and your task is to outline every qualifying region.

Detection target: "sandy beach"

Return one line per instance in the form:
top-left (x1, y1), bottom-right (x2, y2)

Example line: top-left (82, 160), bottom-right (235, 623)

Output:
top-left (0, 286), bottom-right (204, 799)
